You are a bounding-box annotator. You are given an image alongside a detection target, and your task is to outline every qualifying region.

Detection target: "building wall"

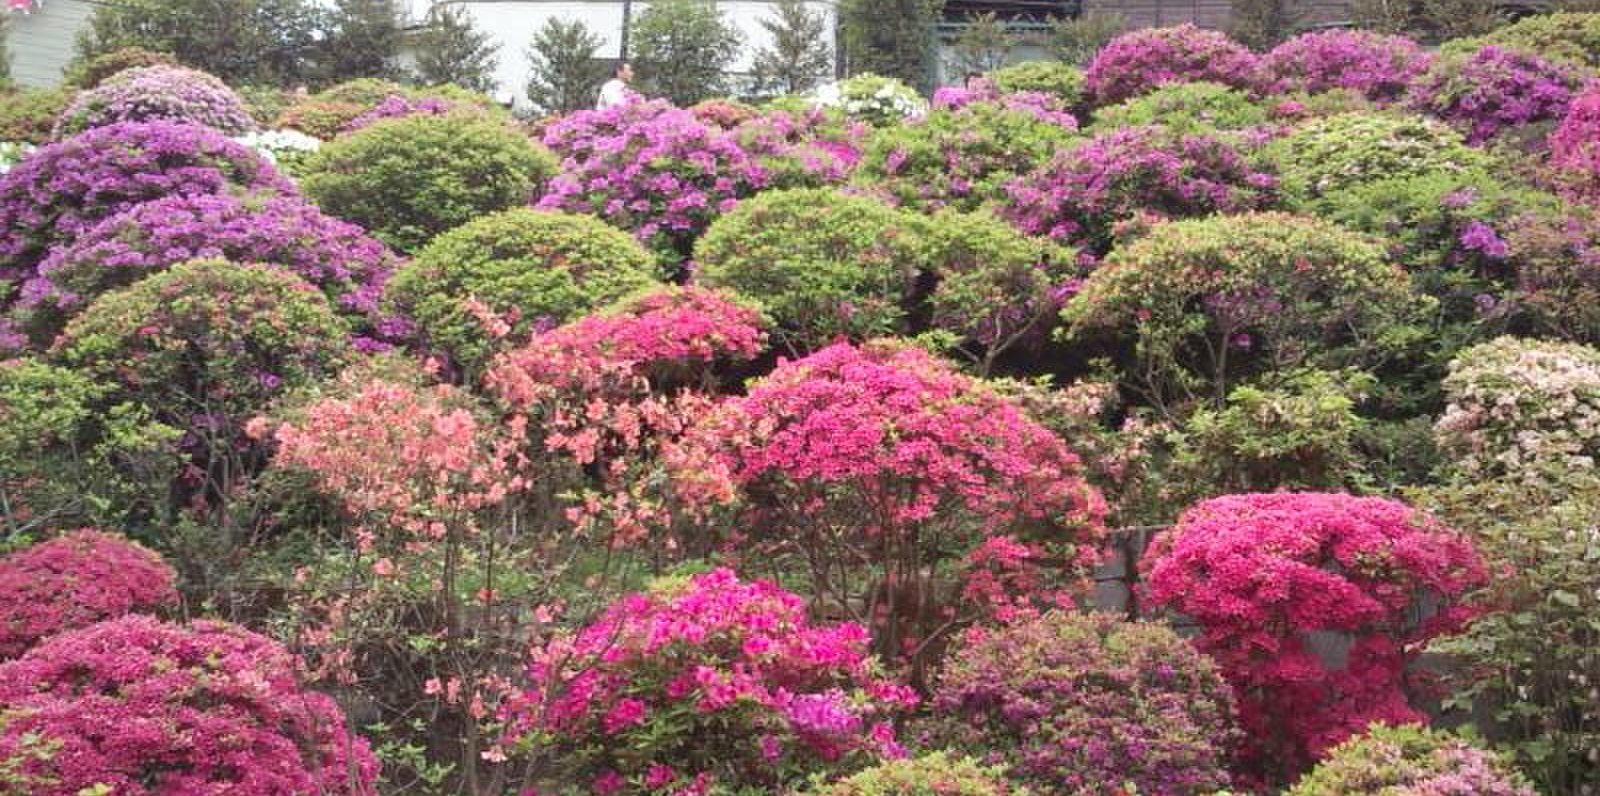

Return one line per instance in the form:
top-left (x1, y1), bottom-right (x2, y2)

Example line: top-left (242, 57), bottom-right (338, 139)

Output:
top-left (1082, 0), bottom-right (1356, 30)
top-left (6, 0), bottom-right (95, 87)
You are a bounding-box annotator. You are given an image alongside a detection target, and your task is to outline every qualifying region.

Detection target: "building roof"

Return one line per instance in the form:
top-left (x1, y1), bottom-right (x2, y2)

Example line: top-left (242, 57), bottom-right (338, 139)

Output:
top-left (942, 0), bottom-right (1078, 21)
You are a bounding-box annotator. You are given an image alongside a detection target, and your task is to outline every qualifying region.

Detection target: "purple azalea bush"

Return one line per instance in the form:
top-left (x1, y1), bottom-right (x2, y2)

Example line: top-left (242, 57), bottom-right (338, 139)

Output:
top-left (1267, 30), bottom-right (1433, 103)
top-left (341, 94), bottom-right (459, 134)
top-left (932, 85), bottom-right (1080, 128)
top-left (52, 65), bottom-right (257, 138)
top-left (1409, 45), bottom-right (1585, 144)
top-left (1085, 24), bottom-right (1263, 106)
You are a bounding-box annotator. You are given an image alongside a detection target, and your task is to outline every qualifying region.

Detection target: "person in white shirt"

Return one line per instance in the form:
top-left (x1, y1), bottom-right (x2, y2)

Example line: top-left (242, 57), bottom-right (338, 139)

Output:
top-left (597, 62), bottom-right (635, 109)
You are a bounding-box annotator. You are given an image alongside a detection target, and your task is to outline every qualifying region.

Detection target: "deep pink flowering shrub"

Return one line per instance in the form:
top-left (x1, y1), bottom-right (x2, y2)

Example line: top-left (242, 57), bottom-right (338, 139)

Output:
top-left (0, 614), bottom-right (378, 795)
top-left (1000, 126), bottom-right (1276, 255)
top-left (0, 120), bottom-right (292, 289)
top-left (340, 92), bottom-right (459, 133)
top-left (1287, 723), bottom-right (1537, 796)
top-left (1141, 493), bottom-right (1488, 783)
top-left (53, 65), bottom-right (256, 138)
top-left (537, 99), bottom-right (767, 259)
top-left (18, 191), bottom-right (397, 344)
top-left (1085, 25), bottom-right (1263, 106)
top-left (732, 106), bottom-right (865, 188)
top-left (499, 568), bottom-right (916, 794)
top-left (923, 611), bottom-right (1238, 795)
top-left (0, 530), bottom-right (176, 659)
top-left (1409, 45), bottom-right (1585, 144)
top-left (1549, 81), bottom-right (1600, 203)
top-left (671, 341), bottom-right (1106, 674)
top-left (930, 85), bottom-right (1079, 127)
top-left (1267, 30), bottom-right (1433, 103)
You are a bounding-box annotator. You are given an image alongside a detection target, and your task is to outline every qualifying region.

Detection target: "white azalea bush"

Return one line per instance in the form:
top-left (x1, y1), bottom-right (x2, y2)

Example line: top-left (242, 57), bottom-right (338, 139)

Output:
top-left (812, 73), bottom-right (928, 126)
top-left (233, 129), bottom-right (321, 176)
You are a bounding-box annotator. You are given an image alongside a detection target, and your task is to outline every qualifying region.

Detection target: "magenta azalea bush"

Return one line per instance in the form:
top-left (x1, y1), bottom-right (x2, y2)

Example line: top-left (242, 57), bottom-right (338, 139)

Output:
top-left (0, 614), bottom-right (378, 795)
top-left (1288, 723), bottom-right (1537, 796)
top-left (1000, 125), bottom-right (1276, 255)
top-left (1266, 30), bottom-right (1433, 103)
top-left (1549, 81), bottom-right (1600, 203)
top-left (0, 530), bottom-right (177, 659)
top-left (53, 65), bottom-right (256, 138)
top-left (930, 85), bottom-right (1079, 127)
top-left (1085, 24), bottom-right (1263, 105)
top-left (499, 568), bottom-right (915, 794)
top-left (1409, 45), bottom-right (1585, 144)
top-left (537, 99), bottom-right (767, 259)
top-left (923, 611), bottom-right (1238, 795)
top-left (1142, 493), bottom-right (1487, 783)
top-left (0, 121), bottom-right (292, 287)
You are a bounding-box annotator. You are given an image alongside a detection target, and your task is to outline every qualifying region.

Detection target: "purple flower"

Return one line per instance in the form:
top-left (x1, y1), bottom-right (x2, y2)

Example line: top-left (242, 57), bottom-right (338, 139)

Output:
top-left (1461, 220), bottom-right (1510, 258)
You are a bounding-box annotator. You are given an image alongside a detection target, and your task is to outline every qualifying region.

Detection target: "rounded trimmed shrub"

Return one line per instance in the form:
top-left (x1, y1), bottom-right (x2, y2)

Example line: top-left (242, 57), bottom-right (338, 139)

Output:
top-left (1502, 203), bottom-right (1600, 340)
top-left (1549, 81), bottom-right (1600, 203)
top-left (1288, 724), bottom-right (1536, 796)
top-left (300, 111), bottom-right (558, 253)
top-left (1443, 11), bottom-right (1600, 70)
top-left (388, 208), bottom-right (661, 371)
top-left (0, 530), bottom-right (177, 659)
top-left (689, 98), bottom-right (760, 129)
top-left (0, 614), bottom-right (378, 795)
top-left (812, 73), bottom-right (928, 126)
top-left (0, 120), bottom-right (292, 281)
top-left (798, 752), bottom-right (1019, 796)
top-left (924, 610), bottom-right (1238, 796)
top-left (1407, 44), bottom-right (1584, 145)
top-left (1267, 112), bottom-right (1489, 204)
top-left (501, 568), bottom-right (915, 795)
top-left (1085, 24), bottom-right (1263, 105)
top-left (53, 65), bottom-right (255, 138)
top-left (733, 106), bottom-right (866, 189)
top-left (273, 78), bottom-right (407, 139)
top-left (0, 87), bottom-right (74, 144)
top-left (855, 101), bottom-right (1079, 212)
top-left (1088, 81), bottom-right (1273, 136)
top-left (989, 60), bottom-right (1086, 105)
top-left (62, 47), bottom-right (179, 89)
top-left (1266, 30), bottom-right (1433, 103)
top-left (694, 187), bottom-right (926, 351)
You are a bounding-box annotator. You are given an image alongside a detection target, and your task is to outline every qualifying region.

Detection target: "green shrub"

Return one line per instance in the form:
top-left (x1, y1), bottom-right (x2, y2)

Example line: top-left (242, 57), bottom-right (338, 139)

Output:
top-left (1267, 111), bottom-right (1491, 203)
top-left (1090, 81), bottom-right (1272, 136)
top-left (989, 60), bottom-right (1086, 104)
top-left (798, 752), bottom-right (1018, 796)
top-left (1442, 12), bottom-right (1600, 69)
top-left (1063, 212), bottom-right (1425, 413)
top-left (62, 46), bottom-right (178, 89)
top-left (300, 112), bottom-right (558, 253)
top-left (1287, 724), bottom-right (1535, 796)
top-left (388, 208), bottom-right (661, 372)
top-left (695, 187), bottom-right (927, 352)
top-left (0, 88), bottom-right (73, 144)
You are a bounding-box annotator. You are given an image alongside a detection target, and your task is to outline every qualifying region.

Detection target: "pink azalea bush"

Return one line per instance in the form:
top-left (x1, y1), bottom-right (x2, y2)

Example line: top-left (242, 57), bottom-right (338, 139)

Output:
top-left (1141, 493), bottom-right (1487, 783)
top-left (1287, 723), bottom-right (1537, 796)
top-left (0, 614), bottom-right (378, 795)
top-left (499, 568), bottom-right (916, 794)
top-left (1266, 30), bottom-right (1433, 103)
top-left (340, 93), bottom-right (459, 133)
top-left (732, 106), bottom-right (866, 188)
top-left (0, 530), bottom-right (177, 659)
top-left (1085, 24), bottom-right (1263, 106)
top-left (1548, 81), bottom-right (1600, 203)
top-left (1409, 45), bottom-right (1585, 144)
top-left (930, 85), bottom-right (1079, 127)
top-left (1000, 126), bottom-right (1276, 255)
top-left (52, 65), bottom-right (256, 138)
top-left (923, 611), bottom-right (1239, 795)
top-left (537, 99), bottom-right (767, 259)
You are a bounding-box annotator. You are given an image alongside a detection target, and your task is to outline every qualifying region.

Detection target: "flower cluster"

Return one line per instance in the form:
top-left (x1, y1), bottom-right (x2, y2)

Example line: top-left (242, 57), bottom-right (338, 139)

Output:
top-left (923, 611), bottom-right (1238, 795)
top-left (1548, 81), bottom-right (1600, 203)
top-left (0, 530), bottom-right (177, 659)
top-left (341, 93), bottom-right (460, 133)
top-left (1142, 493), bottom-right (1487, 781)
top-left (53, 65), bottom-right (256, 138)
top-left (732, 106), bottom-right (866, 188)
top-left (811, 74), bottom-right (929, 126)
top-left (1001, 126), bottom-right (1276, 255)
top-left (930, 85), bottom-right (1079, 128)
top-left (232, 128), bottom-right (321, 174)
top-left (538, 99), bottom-right (766, 258)
top-left (1085, 24), bottom-right (1263, 105)
top-left (1408, 45), bottom-right (1583, 144)
top-left (1287, 724), bottom-right (1536, 796)
top-left (500, 569), bottom-right (915, 794)
top-left (1266, 30), bottom-right (1433, 103)
top-left (0, 614), bottom-right (378, 795)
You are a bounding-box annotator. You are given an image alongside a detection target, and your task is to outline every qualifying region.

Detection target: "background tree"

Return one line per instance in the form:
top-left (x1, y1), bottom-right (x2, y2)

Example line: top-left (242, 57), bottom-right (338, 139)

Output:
top-left (1229, 0), bottom-right (1303, 49)
top-left (839, 0), bottom-right (945, 90)
top-left (320, 0), bottom-right (403, 81)
top-left (0, 17), bottom-right (11, 91)
top-left (749, 0), bottom-right (833, 97)
top-left (525, 16), bottom-right (609, 114)
top-left (949, 11), bottom-right (1017, 75)
top-left (75, 0), bottom-right (325, 84)
top-left (412, 4), bottom-right (500, 92)
top-left (1350, 0), bottom-right (1501, 39)
top-left (629, 0), bottom-right (743, 106)
top-left (1048, 10), bottom-right (1125, 65)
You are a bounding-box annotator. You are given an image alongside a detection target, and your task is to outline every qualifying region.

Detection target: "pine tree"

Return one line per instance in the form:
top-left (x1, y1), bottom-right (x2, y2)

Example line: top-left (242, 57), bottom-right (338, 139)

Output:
top-left (838, 0), bottom-right (944, 91)
top-left (525, 17), bottom-right (609, 114)
top-left (949, 11), bottom-right (1016, 75)
top-left (749, 0), bottom-right (833, 97)
top-left (321, 0), bottom-right (402, 81)
top-left (1228, 0), bottom-right (1303, 49)
top-left (413, 4), bottom-right (500, 92)
top-left (629, 0), bottom-right (743, 106)
top-left (1048, 10), bottom-right (1125, 66)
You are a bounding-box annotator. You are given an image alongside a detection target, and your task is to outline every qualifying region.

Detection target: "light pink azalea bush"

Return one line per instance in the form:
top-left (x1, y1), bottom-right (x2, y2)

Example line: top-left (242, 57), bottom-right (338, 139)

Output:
top-left (1085, 24), bottom-right (1263, 106)
top-left (53, 65), bottom-right (256, 137)
top-left (1287, 723), bottom-right (1536, 796)
top-left (0, 530), bottom-right (176, 659)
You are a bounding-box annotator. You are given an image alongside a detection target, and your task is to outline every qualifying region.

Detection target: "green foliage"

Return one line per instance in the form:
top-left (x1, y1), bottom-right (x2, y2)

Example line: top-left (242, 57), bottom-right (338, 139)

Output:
top-left (0, 18), bottom-right (9, 91)
top-left (989, 60), bottom-right (1085, 104)
top-left (839, 0), bottom-right (945, 90)
top-left (410, 5), bottom-right (500, 94)
top-left (750, 0), bottom-right (834, 98)
top-left (524, 17), bottom-right (608, 115)
top-left (1352, 0), bottom-right (1504, 41)
top-left (388, 208), bottom-right (661, 372)
top-left (948, 12), bottom-right (1019, 75)
top-left (696, 187), bottom-right (927, 352)
top-left (234, 84), bottom-right (296, 126)
top-left (1288, 724), bottom-right (1536, 795)
top-left (798, 752), bottom-right (1016, 796)
top-left (320, 0), bottom-right (402, 81)
top-left (76, 0), bottom-right (325, 85)
top-left (1089, 81), bottom-right (1271, 136)
top-left (629, 0), bottom-right (743, 106)
top-left (62, 46), bottom-right (178, 89)
top-left (0, 87), bottom-right (71, 145)
top-left (300, 111), bottom-right (557, 253)
top-left (1228, 0), bottom-right (1304, 49)
top-left (1048, 11), bottom-right (1127, 66)
top-left (1444, 11), bottom-right (1600, 68)
top-left (1267, 111), bottom-right (1491, 204)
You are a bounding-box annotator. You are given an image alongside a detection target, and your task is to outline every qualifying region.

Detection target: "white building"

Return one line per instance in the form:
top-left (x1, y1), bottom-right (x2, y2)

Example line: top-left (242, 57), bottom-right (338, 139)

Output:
top-left (6, 0), bottom-right (96, 88)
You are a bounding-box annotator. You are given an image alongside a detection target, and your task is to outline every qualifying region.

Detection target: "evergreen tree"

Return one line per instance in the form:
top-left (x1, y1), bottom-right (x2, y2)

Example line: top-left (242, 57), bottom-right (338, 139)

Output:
top-left (76, 0), bottom-right (325, 84)
top-left (525, 16), bottom-right (609, 114)
top-left (1048, 10), bottom-right (1124, 66)
top-left (629, 0), bottom-right (742, 106)
top-left (838, 0), bottom-right (944, 90)
top-left (1228, 0), bottom-right (1303, 49)
top-left (949, 11), bottom-right (1016, 75)
top-left (749, 0), bottom-right (833, 97)
top-left (413, 4), bottom-right (500, 92)
top-left (0, 17), bottom-right (11, 91)
top-left (321, 0), bottom-right (403, 81)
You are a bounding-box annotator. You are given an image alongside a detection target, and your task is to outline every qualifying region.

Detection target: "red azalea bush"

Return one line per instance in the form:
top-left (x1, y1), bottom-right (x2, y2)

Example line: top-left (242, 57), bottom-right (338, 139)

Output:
top-left (1408, 45), bottom-right (1585, 144)
top-left (1141, 492), bottom-right (1487, 783)
top-left (0, 530), bottom-right (176, 659)
top-left (1266, 30), bottom-right (1433, 103)
top-left (1549, 81), bottom-right (1600, 203)
top-left (0, 614), bottom-right (378, 795)
top-left (671, 341), bottom-right (1106, 672)
top-left (52, 65), bottom-right (256, 138)
top-left (1085, 24), bottom-right (1263, 106)
top-left (499, 568), bottom-right (917, 794)
top-left (923, 611), bottom-right (1239, 795)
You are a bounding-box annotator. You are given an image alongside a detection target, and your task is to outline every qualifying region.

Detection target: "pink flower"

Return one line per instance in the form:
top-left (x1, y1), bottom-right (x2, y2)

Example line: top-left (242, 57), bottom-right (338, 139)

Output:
top-left (602, 698), bottom-right (648, 735)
